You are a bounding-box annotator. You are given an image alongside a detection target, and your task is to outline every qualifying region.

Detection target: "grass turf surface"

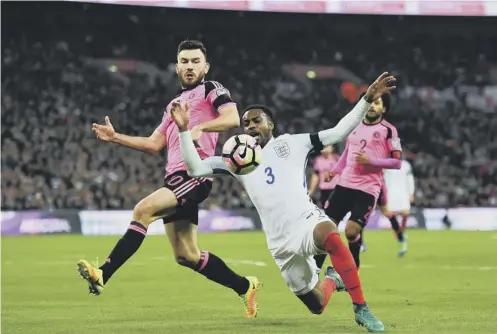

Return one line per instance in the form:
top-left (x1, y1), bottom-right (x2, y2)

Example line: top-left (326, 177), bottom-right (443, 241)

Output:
top-left (2, 230), bottom-right (497, 333)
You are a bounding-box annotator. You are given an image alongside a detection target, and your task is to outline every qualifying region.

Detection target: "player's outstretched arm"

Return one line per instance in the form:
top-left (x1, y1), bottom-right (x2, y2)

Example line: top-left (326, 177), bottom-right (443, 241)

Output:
top-left (92, 116), bottom-right (166, 155)
top-left (318, 72), bottom-right (396, 147)
top-left (171, 101), bottom-right (229, 177)
top-left (179, 131), bottom-right (228, 177)
top-left (317, 97), bottom-right (369, 146)
top-left (196, 104), bottom-right (240, 133)
top-left (189, 86), bottom-right (240, 141)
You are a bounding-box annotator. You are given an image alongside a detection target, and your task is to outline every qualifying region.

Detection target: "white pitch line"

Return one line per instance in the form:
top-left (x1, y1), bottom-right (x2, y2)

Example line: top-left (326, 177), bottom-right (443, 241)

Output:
top-left (225, 259), bottom-right (267, 267)
top-left (2, 258), bottom-right (268, 267)
top-left (3, 260), bottom-right (493, 270)
top-left (360, 264), bottom-right (497, 271)
top-left (150, 256), bottom-right (267, 266)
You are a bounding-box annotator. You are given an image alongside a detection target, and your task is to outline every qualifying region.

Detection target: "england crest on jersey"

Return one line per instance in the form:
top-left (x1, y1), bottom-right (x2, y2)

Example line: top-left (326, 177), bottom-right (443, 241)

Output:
top-left (274, 141), bottom-right (290, 158)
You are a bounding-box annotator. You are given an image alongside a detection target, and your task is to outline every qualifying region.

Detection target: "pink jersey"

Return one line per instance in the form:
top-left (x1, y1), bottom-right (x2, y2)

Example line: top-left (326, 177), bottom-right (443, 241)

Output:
top-left (313, 154), bottom-right (340, 190)
top-left (337, 120), bottom-right (402, 199)
top-left (158, 81), bottom-right (235, 175)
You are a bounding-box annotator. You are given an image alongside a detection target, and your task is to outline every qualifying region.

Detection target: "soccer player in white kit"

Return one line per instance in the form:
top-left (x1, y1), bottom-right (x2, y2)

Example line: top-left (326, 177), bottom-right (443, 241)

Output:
top-left (171, 73), bottom-right (396, 332)
top-left (380, 159), bottom-right (415, 257)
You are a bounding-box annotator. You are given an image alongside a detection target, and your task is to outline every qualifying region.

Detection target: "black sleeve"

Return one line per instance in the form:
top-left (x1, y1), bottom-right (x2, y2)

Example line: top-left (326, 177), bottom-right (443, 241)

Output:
top-left (213, 95), bottom-right (233, 110)
top-left (309, 133), bottom-right (324, 153)
top-left (204, 81), bottom-right (234, 111)
top-left (204, 81), bottom-right (217, 98)
top-left (385, 126), bottom-right (393, 139)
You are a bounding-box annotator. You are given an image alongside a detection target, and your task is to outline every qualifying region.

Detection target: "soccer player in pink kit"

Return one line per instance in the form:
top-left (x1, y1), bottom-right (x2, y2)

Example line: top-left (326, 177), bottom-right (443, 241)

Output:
top-left (324, 92), bottom-right (402, 268)
top-left (309, 145), bottom-right (340, 207)
top-left (77, 40), bottom-right (261, 318)
top-left (309, 146), bottom-right (340, 269)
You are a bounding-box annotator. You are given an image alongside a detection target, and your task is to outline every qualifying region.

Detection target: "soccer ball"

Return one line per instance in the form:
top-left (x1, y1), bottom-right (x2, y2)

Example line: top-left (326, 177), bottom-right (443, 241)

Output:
top-left (222, 134), bottom-right (262, 175)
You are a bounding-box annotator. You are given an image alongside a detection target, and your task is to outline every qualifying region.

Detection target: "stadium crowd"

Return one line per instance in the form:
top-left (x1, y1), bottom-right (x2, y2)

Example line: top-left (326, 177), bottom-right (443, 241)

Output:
top-left (2, 2), bottom-right (497, 210)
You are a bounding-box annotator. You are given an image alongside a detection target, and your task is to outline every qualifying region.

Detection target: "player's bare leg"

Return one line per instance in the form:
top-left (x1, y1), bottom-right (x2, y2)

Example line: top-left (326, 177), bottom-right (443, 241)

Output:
top-left (385, 209), bottom-right (407, 257)
top-left (76, 187), bottom-right (260, 316)
top-left (400, 212), bottom-right (408, 231)
top-left (297, 267), bottom-right (346, 315)
top-left (398, 211), bottom-right (409, 257)
top-left (359, 230), bottom-right (367, 253)
top-left (313, 195), bottom-right (333, 270)
top-left (77, 187), bottom-right (177, 295)
top-left (165, 221), bottom-right (261, 318)
top-left (345, 220), bottom-right (364, 269)
top-left (313, 221), bottom-right (384, 332)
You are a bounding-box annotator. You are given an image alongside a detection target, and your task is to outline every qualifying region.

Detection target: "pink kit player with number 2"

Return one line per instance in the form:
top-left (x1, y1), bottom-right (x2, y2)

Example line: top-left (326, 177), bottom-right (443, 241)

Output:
top-left (322, 92), bottom-right (402, 270)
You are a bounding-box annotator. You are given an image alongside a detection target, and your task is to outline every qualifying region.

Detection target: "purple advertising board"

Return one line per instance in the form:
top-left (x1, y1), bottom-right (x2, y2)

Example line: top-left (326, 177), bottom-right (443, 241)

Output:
top-left (365, 208), bottom-right (424, 230)
top-left (2, 207), bottom-right (432, 237)
top-left (335, 208), bottom-right (424, 232)
top-left (1, 211), bottom-right (81, 236)
top-left (78, 209), bottom-right (260, 236)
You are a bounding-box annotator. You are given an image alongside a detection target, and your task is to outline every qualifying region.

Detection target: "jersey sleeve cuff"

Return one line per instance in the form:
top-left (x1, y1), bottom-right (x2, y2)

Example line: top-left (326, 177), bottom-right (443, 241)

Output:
top-left (216, 102), bottom-right (236, 112)
top-left (309, 133), bottom-right (324, 152)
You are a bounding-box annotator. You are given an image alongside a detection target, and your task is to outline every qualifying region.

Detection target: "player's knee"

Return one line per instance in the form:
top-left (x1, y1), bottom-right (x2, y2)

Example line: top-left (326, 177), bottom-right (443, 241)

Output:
top-left (133, 201), bottom-right (154, 226)
top-left (328, 220), bottom-right (338, 231)
top-left (174, 255), bottom-right (198, 269)
top-left (345, 231), bottom-right (360, 242)
top-left (345, 224), bottom-right (361, 241)
top-left (173, 248), bottom-right (201, 269)
top-left (313, 221), bottom-right (337, 247)
top-left (316, 221), bottom-right (337, 234)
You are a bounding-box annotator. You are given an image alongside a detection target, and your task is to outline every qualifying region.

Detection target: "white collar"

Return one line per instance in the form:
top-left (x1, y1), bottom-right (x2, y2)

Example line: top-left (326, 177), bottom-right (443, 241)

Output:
top-left (263, 136), bottom-right (275, 148)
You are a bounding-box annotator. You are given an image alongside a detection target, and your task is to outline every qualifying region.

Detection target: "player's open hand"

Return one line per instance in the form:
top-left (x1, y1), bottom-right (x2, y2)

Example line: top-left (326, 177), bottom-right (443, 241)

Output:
top-left (354, 152), bottom-right (371, 165)
top-left (92, 116), bottom-right (116, 142)
top-left (364, 72), bottom-right (396, 103)
top-left (171, 101), bottom-right (190, 132)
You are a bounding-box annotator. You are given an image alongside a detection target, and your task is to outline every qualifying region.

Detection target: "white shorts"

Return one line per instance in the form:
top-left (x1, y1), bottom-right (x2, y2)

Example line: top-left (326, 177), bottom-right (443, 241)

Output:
top-left (270, 208), bottom-right (330, 295)
top-left (386, 197), bottom-right (411, 213)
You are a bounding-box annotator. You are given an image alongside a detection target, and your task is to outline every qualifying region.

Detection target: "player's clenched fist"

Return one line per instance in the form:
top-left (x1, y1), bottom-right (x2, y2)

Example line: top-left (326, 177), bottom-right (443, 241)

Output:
top-left (171, 100), bottom-right (191, 132)
top-left (354, 152), bottom-right (371, 165)
top-left (324, 172), bottom-right (335, 182)
top-left (364, 72), bottom-right (396, 103)
top-left (92, 116), bottom-right (116, 142)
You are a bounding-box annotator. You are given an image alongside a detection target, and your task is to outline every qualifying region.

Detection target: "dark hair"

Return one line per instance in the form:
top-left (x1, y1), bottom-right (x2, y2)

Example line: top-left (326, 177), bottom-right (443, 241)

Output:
top-left (380, 92), bottom-right (392, 114)
top-left (177, 40), bottom-right (207, 59)
top-left (359, 92), bottom-right (392, 114)
top-left (243, 104), bottom-right (278, 135)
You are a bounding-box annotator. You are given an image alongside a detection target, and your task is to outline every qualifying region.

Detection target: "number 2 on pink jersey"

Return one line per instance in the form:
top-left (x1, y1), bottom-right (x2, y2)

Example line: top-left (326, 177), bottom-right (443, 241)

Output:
top-left (360, 139), bottom-right (367, 152)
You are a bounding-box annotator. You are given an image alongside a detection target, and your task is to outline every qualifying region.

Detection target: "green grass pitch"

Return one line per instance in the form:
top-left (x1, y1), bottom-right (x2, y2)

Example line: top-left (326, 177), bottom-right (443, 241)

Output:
top-left (2, 230), bottom-right (497, 333)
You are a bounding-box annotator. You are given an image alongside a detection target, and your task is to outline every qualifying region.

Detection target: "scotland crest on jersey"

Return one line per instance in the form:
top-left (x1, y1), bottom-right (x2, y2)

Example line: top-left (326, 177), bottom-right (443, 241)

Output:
top-left (216, 88), bottom-right (229, 97)
top-left (273, 141), bottom-right (290, 158)
top-left (391, 138), bottom-right (402, 151)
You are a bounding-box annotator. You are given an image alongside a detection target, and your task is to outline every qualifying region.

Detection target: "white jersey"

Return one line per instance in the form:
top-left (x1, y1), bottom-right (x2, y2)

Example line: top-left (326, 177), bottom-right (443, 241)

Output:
top-left (383, 160), bottom-right (415, 212)
top-left (202, 134), bottom-right (322, 249)
top-left (178, 97), bottom-right (371, 294)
